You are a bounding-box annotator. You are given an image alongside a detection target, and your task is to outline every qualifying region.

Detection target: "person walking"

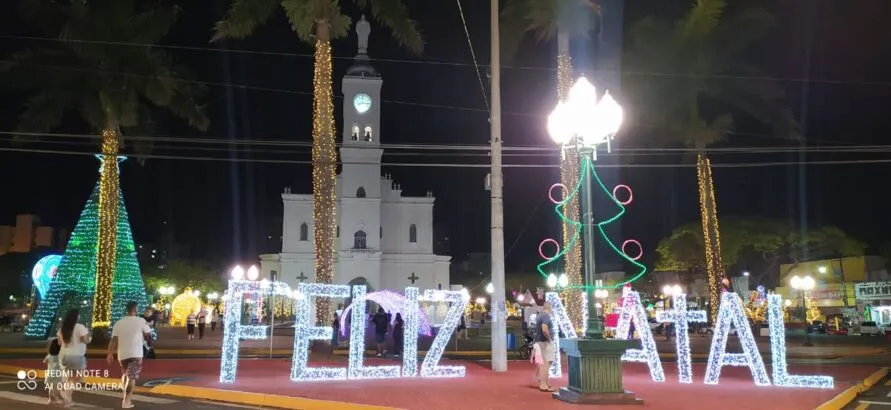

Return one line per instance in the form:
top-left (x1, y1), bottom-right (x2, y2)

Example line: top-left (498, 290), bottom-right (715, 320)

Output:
top-left (210, 310), bottom-right (218, 332)
top-left (331, 312), bottom-right (340, 355)
top-left (534, 302), bottom-right (555, 392)
top-left (107, 301), bottom-right (152, 409)
top-left (392, 313), bottom-right (404, 358)
top-left (197, 308), bottom-right (207, 340)
top-left (371, 307), bottom-right (389, 357)
top-left (57, 309), bottom-right (90, 406)
top-left (186, 312), bottom-right (196, 340)
top-left (44, 339), bottom-right (64, 405)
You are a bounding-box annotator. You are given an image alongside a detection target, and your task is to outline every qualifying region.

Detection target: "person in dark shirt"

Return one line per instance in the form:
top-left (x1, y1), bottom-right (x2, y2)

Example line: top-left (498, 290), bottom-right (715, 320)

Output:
top-left (534, 303), bottom-right (555, 392)
top-left (392, 313), bottom-right (404, 358)
top-left (371, 307), bottom-right (389, 357)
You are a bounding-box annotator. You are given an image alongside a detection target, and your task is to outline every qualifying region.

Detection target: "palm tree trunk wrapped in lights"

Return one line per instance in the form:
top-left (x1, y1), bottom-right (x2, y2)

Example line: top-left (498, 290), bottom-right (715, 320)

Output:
top-left (696, 153), bottom-right (724, 322)
top-left (310, 26), bottom-right (338, 324)
top-left (92, 127), bottom-right (122, 329)
top-left (556, 32), bottom-right (584, 332)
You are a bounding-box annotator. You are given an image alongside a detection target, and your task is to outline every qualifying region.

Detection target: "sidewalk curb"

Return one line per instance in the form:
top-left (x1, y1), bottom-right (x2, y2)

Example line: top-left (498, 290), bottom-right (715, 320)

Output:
top-left (150, 384), bottom-right (403, 410)
top-left (814, 367), bottom-right (888, 410)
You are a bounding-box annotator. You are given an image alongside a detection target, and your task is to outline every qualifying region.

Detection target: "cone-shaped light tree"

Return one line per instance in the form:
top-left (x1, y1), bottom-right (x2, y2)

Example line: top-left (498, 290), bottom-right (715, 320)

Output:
top-left (500, 0), bottom-right (599, 332)
top-left (4, 0), bottom-right (208, 336)
top-left (625, 0), bottom-right (797, 321)
top-left (212, 0), bottom-right (422, 324)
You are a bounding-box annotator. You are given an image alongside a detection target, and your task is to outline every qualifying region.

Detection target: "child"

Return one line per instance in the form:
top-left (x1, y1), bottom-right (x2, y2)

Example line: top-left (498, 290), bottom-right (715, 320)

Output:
top-left (44, 338), bottom-right (64, 405)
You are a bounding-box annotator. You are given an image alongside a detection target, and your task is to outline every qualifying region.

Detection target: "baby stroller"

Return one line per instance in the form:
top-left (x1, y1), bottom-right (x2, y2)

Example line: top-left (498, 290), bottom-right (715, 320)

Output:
top-left (517, 329), bottom-right (536, 360)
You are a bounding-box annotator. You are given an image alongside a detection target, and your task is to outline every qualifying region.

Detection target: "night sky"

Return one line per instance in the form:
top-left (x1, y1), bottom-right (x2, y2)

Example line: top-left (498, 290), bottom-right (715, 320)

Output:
top-left (1, 0), bottom-right (890, 271)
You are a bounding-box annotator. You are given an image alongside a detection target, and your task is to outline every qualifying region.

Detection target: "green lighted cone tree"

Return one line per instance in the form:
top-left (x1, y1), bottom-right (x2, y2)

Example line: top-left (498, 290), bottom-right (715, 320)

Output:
top-left (26, 166), bottom-right (147, 340)
top-left (536, 156), bottom-right (647, 292)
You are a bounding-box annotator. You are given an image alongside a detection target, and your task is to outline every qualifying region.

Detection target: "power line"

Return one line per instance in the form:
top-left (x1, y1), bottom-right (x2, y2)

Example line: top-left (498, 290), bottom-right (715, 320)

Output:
top-left (3, 146), bottom-right (891, 168)
top-left (5, 130), bottom-right (891, 154)
top-left (454, 0), bottom-right (489, 111)
top-left (3, 34), bottom-right (891, 87)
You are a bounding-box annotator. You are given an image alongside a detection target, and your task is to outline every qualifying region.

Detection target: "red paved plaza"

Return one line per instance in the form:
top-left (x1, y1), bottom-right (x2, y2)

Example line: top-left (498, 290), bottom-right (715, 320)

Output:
top-left (0, 357), bottom-right (873, 409)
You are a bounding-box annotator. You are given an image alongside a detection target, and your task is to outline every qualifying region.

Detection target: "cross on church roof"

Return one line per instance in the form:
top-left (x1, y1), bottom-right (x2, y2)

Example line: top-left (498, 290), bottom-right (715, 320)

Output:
top-left (407, 272), bottom-right (419, 284)
top-left (297, 272), bottom-right (308, 282)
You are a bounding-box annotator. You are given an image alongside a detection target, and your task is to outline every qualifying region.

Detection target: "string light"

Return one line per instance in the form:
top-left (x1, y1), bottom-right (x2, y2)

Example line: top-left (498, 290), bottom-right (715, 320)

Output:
top-left (402, 287), bottom-right (419, 377)
top-left (697, 153), bottom-right (725, 322)
top-left (655, 294), bottom-right (706, 383)
top-left (92, 129), bottom-right (121, 329)
top-left (545, 292), bottom-right (578, 378)
top-left (615, 291), bottom-right (664, 382)
top-left (537, 157), bottom-right (648, 292)
top-left (420, 289), bottom-right (468, 378)
top-left (704, 292), bottom-right (770, 386)
top-left (348, 285), bottom-right (401, 379)
top-left (766, 295), bottom-right (833, 388)
top-left (26, 158), bottom-right (147, 339)
top-left (311, 39), bottom-right (338, 326)
top-left (220, 280), bottom-right (267, 383)
top-left (292, 283), bottom-right (350, 381)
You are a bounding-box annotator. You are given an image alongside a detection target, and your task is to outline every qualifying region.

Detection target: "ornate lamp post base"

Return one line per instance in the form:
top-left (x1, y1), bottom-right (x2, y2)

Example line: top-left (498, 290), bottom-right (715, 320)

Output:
top-left (554, 338), bottom-right (643, 405)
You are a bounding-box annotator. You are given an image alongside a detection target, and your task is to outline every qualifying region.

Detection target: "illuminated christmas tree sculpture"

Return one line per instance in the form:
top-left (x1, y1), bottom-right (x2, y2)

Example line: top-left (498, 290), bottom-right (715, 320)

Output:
top-left (26, 168), bottom-right (147, 339)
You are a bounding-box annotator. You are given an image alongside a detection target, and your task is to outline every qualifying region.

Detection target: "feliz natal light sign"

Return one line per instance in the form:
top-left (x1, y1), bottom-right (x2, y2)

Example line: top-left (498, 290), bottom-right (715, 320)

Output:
top-left (219, 280), bottom-right (832, 389)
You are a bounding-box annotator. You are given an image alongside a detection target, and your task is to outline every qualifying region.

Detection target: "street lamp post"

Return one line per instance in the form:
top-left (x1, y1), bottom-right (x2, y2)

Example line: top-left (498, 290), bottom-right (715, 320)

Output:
top-left (790, 275), bottom-right (815, 347)
top-left (549, 77), bottom-right (641, 405)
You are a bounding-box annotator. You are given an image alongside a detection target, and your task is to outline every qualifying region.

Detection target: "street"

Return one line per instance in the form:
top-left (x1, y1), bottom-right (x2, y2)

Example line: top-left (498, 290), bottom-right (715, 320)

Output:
top-left (0, 375), bottom-right (269, 410)
top-left (845, 375), bottom-right (891, 409)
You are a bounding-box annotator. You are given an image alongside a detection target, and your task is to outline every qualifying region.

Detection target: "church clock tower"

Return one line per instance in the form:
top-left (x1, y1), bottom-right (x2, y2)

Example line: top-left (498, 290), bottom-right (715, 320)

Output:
top-left (339, 15), bottom-right (383, 252)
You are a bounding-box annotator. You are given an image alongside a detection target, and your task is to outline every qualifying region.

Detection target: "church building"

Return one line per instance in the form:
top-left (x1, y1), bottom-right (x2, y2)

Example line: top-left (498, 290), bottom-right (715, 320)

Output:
top-left (259, 16), bottom-right (451, 295)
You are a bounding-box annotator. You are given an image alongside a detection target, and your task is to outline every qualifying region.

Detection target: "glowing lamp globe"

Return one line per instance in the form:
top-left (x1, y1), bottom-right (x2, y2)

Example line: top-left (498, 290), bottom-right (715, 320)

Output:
top-left (790, 275), bottom-right (802, 289)
top-left (585, 92), bottom-right (623, 146)
top-left (171, 289), bottom-right (202, 326)
top-left (802, 276), bottom-right (815, 290)
top-left (558, 274), bottom-right (569, 288)
top-left (485, 283), bottom-right (495, 294)
top-left (247, 265), bottom-right (259, 281)
top-left (231, 265), bottom-right (244, 280)
top-left (547, 102), bottom-right (575, 145)
top-left (547, 274), bottom-right (558, 288)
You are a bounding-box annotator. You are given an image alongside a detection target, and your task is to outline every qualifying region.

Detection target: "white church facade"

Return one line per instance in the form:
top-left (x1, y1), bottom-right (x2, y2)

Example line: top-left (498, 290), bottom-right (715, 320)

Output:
top-left (259, 16), bottom-right (451, 294)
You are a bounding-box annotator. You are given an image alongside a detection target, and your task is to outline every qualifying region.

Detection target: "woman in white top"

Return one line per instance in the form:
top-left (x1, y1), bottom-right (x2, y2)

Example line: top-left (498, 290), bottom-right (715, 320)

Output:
top-left (57, 309), bottom-right (90, 405)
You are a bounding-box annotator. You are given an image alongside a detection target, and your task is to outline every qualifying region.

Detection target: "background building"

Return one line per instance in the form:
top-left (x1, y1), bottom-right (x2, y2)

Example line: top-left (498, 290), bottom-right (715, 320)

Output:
top-left (0, 214), bottom-right (68, 255)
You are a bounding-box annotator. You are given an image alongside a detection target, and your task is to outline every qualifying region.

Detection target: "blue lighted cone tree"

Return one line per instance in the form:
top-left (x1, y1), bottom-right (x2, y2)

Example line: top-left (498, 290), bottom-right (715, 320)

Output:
top-left (26, 176), bottom-right (148, 339)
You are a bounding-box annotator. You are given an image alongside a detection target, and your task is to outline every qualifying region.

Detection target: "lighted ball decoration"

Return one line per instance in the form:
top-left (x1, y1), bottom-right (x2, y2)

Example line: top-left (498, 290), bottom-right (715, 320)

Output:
top-left (31, 255), bottom-right (62, 299)
top-left (171, 289), bottom-right (202, 326)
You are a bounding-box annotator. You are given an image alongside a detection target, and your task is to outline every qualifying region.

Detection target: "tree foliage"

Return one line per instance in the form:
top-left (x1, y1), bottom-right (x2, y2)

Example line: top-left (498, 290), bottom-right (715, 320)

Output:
top-left (211, 0), bottom-right (423, 53)
top-left (655, 217), bottom-right (867, 286)
top-left (624, 0), bottom-right (797, 150)
top-left (141, 259), bottom-right (225, 294)
top-left (499, 0), bottom-right (600, 62)
top-left (2, 0), bottom-right (208, 162)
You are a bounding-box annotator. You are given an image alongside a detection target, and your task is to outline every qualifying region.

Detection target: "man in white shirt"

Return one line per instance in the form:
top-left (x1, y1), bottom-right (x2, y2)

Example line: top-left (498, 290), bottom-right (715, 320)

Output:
top-left (107, 302), bottom-right (151, 409)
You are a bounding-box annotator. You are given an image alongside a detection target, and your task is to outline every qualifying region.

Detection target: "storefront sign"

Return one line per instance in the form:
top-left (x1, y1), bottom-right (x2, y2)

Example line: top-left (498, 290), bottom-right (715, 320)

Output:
top-left (855, 282), bottom-right (891, 301)
top-left (811, 288), bottom-right (843, 300)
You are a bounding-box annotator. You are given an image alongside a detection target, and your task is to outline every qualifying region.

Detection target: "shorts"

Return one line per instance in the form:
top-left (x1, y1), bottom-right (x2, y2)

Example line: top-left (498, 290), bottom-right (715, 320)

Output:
top-left (535, 341), bottom-right (554, 363)
top-left (120, 358), bottom-right (142, 380)
top-left (374, 333), bottom-right (386, 344)
top-left (60, 354), bottom-right (86, 371)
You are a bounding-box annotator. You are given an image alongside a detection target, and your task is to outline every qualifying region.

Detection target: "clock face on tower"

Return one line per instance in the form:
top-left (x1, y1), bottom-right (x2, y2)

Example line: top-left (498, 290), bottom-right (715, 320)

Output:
top-left (353, 93), bottom-right (372, 114)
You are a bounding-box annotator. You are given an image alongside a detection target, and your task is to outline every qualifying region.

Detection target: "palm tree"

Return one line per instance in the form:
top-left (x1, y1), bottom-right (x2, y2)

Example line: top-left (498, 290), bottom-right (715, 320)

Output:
top-left (625, 0), bottom-right (797, 321)
top-left (500, 0), bottom-right (599, 332)
top-left (2, 0), bottom-right (208, 332)
top-left (212, 0), bottom-right (421, 324)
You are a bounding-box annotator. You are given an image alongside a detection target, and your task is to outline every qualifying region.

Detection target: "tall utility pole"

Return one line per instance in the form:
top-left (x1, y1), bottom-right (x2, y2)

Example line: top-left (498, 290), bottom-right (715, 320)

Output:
top-left (489, 0), bottom-right (507, 372)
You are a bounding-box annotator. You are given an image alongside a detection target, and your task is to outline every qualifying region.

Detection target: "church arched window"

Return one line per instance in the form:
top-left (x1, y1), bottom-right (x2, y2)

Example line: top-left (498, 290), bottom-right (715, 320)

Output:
top-left (351, 125), bottom-right (360, 141)
top-left (356, 187), bottom-right (366, 198)
top-left (409, 224), bottom-right (417, 243)
top-left (354, 230), bottom-right (367, 249)
top-left (380, 226), bottom-right (383, 238)
top-left (299, 223), bottom-right (308, 241)
top-left (337, 225), bottom-right (340, 237)
top-left (364, 126), bottom-right (373, 142)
